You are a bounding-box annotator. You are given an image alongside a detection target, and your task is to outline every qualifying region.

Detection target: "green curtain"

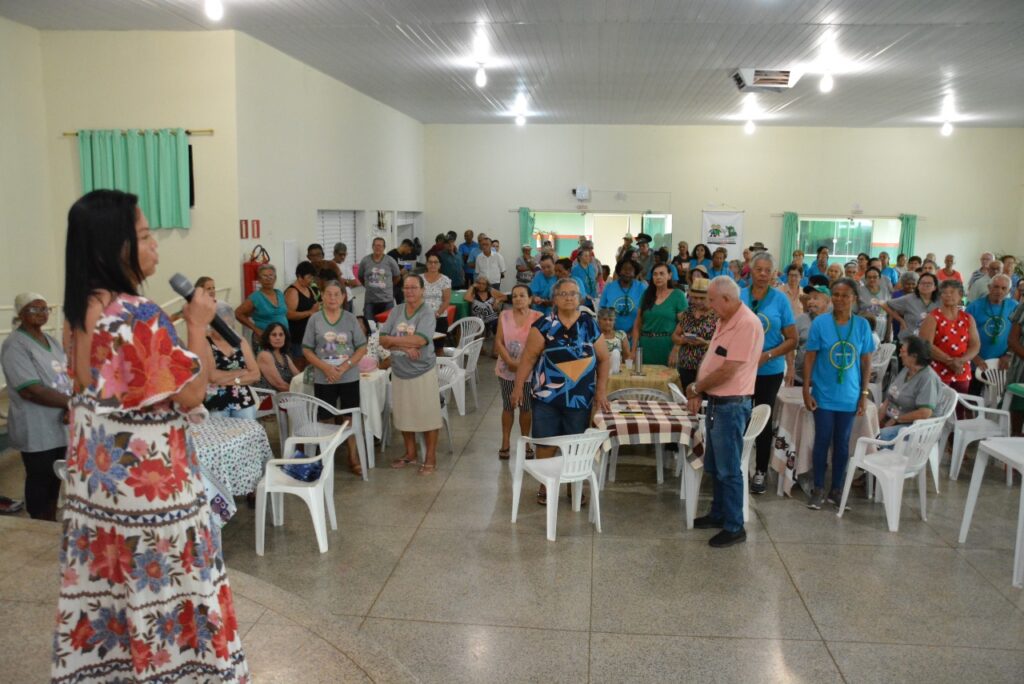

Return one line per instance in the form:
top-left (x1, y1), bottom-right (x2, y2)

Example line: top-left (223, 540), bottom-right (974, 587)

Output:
top-left (518, 207), bottom-right (534, 247)
top-left (898, 214), bottom-right (917, 257)
top-left (78, 128), bottom-right (191, 228)
top-left (780, 212), bottom-right (798, 263)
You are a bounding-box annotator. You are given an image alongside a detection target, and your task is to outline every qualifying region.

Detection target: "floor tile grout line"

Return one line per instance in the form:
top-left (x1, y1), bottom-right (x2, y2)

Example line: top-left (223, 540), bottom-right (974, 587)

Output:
top-left (358, 384), bottom-right (500, 630)
top-left (753, 501), bottom-right (850, 684)
top-left (954, 547), bottom-right (1024, 616)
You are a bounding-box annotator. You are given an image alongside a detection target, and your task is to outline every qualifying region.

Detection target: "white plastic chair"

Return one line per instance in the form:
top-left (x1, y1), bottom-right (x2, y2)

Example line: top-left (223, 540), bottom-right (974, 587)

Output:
top-left (928, 384), bottom-right (958, 493)
top-left (272, 392), bottom-right (369, 481)
top-left (667, 382), bottom-right (686, 403)
top-left (868, 343), bottom-right (896, 404)
top-left (252, 386), bottom-right (277, 420)
top-left (837, 417), bottom-right (946, 532)
top-left (510, 428), bottom-right (609, 541)
top-left (436, 338), bottom-right (483, 415)
top-left (975, 359), bottom-right (1006, 408)
top-left (948, 393), bottom-right (1011, 480)
top-left (443, 317), bottom-right (485, 356)
top-left (604, 388), bottom-right (670, 485)
top-left (255, 418), bottom-right (351, 555)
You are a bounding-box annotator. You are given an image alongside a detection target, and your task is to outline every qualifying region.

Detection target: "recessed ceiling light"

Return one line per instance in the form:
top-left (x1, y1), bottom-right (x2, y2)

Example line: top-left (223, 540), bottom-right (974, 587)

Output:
top-left (940, 121), bottom-right (954, 136)
top-left (204, 0), bottom-right (224, 21)
top-left (474, 67), bottom-right (487, 88)
top-left (513, 93), bottom-right (528, 113)
top-left (472, 31), bottom-right (490, 64)
top-left (819, 73), bottom-right (834, 93)
top-left (515, 115), bottom-right (526, 126)
top-left (744, 120), bottom-right (756, 135)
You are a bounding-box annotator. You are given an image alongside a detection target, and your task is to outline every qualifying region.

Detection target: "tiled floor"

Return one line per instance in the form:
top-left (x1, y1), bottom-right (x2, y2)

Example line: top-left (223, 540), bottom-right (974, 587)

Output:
top-left (2, 358), bottom-right (1024, 682)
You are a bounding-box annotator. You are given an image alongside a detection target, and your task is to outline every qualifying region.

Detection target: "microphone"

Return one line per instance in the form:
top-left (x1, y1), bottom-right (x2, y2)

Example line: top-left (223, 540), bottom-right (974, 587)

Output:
top-left (168, 273), bottom-right (242, 347)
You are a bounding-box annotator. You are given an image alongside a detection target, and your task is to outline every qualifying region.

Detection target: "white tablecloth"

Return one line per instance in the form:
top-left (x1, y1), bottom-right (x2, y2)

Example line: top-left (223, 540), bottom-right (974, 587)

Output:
top-left (191, 417), bottom-right (274, 499)
top-left (770, 387), bottom-right (880, 495)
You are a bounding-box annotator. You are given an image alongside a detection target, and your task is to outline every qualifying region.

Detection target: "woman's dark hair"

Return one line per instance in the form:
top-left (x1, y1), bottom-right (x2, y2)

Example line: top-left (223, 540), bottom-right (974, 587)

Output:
top-left (786, 264), bottom-right (803, 276)
top-left (615, 258), bottom-right (637, 276)
top-left (64, 190), bottom-right (143, 329)
top-left (816, 246), bottom-right (829, 256)
top-left (601, 265), bottom-right (611, 279)
top-left (260, 322), bottom-right (291, 352)
top-left (402, 273), bottom-right (424, 288)
top-left (654, 247), bottom-right (670, 263)
top-left (295, 260), bottom-right (316, 278)
top-left (864, 266), bottom-right (881, 277)
top-left (903, 335), bottom-right (932, 366)
top-left (831, 277), bottom-right (860, 295)
top-left (692, 243), bottom-right (709, 260)
top-left (857, 252), bottom-right (870, 261)
top-left (916, 272), bottom-right (940, 302)
top-left (195, 276), bottom-right (214, 290)
top-left (640, 264), bottom-right (674, 311)
top-left (510, 283), bottom-right (532, 299)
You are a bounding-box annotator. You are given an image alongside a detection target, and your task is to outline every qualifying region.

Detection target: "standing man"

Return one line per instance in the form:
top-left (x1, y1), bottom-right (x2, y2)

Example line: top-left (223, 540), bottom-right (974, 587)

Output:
top-left (474, 236), bottom-right (506, 288)
top-left (966, 274), bottom-right (1014, 374)
top-left (332, 242), bottom-right (360, 312)
top-left (685, 277), bottom-right (764, 547)
top-left (426, 233), bottom-right (448, 257)
top-left (1002, 254), bottom-right (1020, 289)
top-left (634, 234), bottom-right (654, 280)
top-left (438, 236), bottom-right (466, 289)
top-left (358, 237), bottom-right (401, 323)
top-left (617, 234), bottom-right (636, 263)
top-left (308, 242), bottom-right (341, 280)
top-left (967, 259), bottom-right (1002, 302)
top-left (879, 252), bottom-right (899, 287)
top-left (939, 254), bottom-right (962, 282)
top-left (531, 255), bottom-right (558, 314)
top-left (459, 229), bottom-right (480, 284)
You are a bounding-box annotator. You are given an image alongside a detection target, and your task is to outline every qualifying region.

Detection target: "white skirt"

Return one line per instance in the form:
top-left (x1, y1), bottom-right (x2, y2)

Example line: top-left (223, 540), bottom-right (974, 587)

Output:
top-left (392, 367), bottom-right (443, 432)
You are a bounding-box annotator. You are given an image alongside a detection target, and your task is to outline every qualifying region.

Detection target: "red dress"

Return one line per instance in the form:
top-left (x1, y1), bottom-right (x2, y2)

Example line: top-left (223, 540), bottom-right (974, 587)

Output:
top-left (928, 308), bottom-right (973, 384)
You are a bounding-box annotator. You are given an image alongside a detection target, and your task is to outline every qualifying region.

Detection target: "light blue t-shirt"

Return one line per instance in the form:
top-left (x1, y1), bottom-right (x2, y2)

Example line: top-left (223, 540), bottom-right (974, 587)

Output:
top-left (707, 264), bottom-right (732, 279)
top-left (806, 314), bottom-right (876, 412)
top-left (530, 272), bottom-right (558, 314)
top-left (689, 258), bottom-right (712, 271)
top-left (966, 296), bottom-right (1015, 360)
top-left (881, 266), bottom-right (900, 287)
top-left (741, 287), bottom-right (796, 376)
top-left (598, 279), bottom-right (648, 333)
top-left (571, 262), bottom-right (599, 299)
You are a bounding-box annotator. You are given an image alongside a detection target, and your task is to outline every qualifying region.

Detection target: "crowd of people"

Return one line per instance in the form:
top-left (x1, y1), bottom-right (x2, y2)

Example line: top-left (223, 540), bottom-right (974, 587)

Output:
top-left (3, 189), bottom-right (1024, 676)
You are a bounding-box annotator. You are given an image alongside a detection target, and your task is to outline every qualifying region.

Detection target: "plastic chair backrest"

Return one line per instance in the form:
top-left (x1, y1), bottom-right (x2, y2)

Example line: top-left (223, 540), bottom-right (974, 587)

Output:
top-left (744, 404), bottom-right (771, 442)
top-left (462, 338), bottom-right (485, 374)
top-left (978, 362), bottom-right (1007, 407)
top-left (667, 382), bottom-right (686, 403)
top-left (555, 429), bottom-right (610, 482)
top-left (274, 392), bottom-right (331, 437)
top-left (436, 362), bottom-right (458, 391)
top-left (608, 388), bottom-right (671, 402)
top-left (934, 384), bottom-right (958, 421)
top-left (451, 317), bottom-right (485, 348)
top-left (895, 417), bottom-right (946, 472)
top-left (871, 343), bottom-right (896, 371)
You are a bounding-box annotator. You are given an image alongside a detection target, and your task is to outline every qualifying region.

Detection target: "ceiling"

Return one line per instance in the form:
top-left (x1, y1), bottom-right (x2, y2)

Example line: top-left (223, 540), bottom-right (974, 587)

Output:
top-left (3, 0), bottom-right (1024, 127)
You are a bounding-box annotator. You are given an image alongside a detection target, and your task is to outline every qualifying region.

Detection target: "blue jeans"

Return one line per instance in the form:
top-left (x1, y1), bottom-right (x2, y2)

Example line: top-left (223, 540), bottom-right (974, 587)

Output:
top-left (704, 398), bottom-right (751, 533)
top-left (877, 424), bottom-right (908, 443)
top-left (209, 405), bottom-right (257, 420)
top-left (811, 408), bottom-right (856, 490)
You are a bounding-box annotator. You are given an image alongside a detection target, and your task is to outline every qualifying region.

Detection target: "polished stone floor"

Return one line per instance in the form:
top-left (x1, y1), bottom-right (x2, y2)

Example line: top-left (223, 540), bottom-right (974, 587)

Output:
top-left (2, 358), bottom-right (1024, 682)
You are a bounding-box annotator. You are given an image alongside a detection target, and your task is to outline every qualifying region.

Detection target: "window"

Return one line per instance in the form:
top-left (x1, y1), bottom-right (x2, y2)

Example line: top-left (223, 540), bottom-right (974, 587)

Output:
top-left (797, 217), bottom-right (901, 264)
top-left (316, 210), bottom-right (357, 261)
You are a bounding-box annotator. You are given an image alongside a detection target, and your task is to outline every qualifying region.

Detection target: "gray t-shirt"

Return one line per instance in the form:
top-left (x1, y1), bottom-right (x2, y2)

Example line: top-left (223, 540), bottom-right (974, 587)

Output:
top-left (358, 254), bottom-right (401, 304)
top-left (792, 313), bottom-right (814, 383)
top-left (301, 310), bottom-right (366, 384)
top-left (884, 366), bottom-right (942, 420)
top-left (381, 302), bottom-right (436, 379)
top-left (887, 295), bottom-right (939, 341)
top-left (0, 329), bottom-right (72, 452)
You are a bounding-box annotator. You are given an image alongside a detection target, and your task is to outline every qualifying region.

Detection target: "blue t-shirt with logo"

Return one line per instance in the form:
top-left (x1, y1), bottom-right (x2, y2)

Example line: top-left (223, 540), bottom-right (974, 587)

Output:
top-left (966, 297), bottom-right (1015, 360)
top-left (881, 266), bottom-right (899, 287)
top-left (571, 261), bottom-right (599, 299)
top-left (530, 272), bottom-right (558, 314)
top-left (598, 279), bottom-right (648, 333)
top-left (806, 314), bottom-right (876, 412)
top-left (741, 287), bottom-right (795, 376)
top-left (707, 264), bottom-right (732, 279)
top-left (459, 241), bottom-right (479, 276)
top-left (689, 258), bottom-right (712, 271)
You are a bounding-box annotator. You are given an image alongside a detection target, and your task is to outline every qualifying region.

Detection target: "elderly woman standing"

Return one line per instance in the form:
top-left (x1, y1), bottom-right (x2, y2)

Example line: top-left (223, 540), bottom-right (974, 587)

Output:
top-left (422, 252), bottom-right (452, 342)
top-left (284, 261), bottom-right (320, 364)
top-left (919, 279), bottom-right (980, 403)
top-left (511, 277), bottom-right (610, 504)
top-left (302, 281), bottom-right (367, 476)
top-left (803, 278), bottom-right (875, 510)
top-left (0, 293), bottom-right (72, 520)
top-left (236, 263), bottom-right (288, 342)
top-left (741, 253), bottom-right (798, 494)
top-left (495, 284), bottom-right (542, 459)
top-left (877, 336), bottom-right (943, 441)
top-left (633, 263), bottom-right (688, 366)
top-left (382, 274), bottom-right (443, 475)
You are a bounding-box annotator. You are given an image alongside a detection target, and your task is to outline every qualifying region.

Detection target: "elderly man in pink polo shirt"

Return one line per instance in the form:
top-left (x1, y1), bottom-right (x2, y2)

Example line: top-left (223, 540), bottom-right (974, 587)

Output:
top-left (685, 276), bottom-right (765, 547)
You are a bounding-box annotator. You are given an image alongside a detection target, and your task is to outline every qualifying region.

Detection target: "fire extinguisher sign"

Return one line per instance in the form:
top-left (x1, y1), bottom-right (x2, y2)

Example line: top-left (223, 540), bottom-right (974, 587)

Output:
top-left (252, 220), bottom-right (261, 239)
top-left (239, 219), bottom-right (249, 238)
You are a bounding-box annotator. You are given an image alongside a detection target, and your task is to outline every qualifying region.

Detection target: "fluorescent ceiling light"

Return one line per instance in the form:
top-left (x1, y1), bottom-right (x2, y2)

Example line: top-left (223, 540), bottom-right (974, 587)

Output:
top-left (515, 115), bottom-right (526, 126)
top-left (819, 73), bottom-right (834, 93)
top-left (475, 67), bottom-right (487, 88)
top-left (940, 121), bottom-right (954, 136)
top-left (204, 0), bottom-right (224, 21)
top-left (744, 120), bottom-right (756, 135)
top-left (472, 31), bottom-right (490, 64)
top-left (513, 92), bottom-right (528, 113)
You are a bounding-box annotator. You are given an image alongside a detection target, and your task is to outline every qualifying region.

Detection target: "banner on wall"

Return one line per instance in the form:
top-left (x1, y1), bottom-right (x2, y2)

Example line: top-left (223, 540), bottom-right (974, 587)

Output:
top-left (701, 210), bottom-right (745, 261)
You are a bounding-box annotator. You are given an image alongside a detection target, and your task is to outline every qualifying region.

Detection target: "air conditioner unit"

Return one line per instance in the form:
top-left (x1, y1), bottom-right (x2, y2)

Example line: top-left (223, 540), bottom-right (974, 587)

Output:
top-left (731, 68), bottom-right (802, 93)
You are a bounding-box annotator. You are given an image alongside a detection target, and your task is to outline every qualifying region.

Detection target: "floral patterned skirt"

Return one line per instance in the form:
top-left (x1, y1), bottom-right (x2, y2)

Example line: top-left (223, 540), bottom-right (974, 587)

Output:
top-left (52, 401), bottom-right (249, 682)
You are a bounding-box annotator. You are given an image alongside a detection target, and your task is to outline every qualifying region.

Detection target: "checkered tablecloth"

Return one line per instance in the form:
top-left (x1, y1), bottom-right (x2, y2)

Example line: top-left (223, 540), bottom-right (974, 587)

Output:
top-left (593, 400), bottom-right (700, 451)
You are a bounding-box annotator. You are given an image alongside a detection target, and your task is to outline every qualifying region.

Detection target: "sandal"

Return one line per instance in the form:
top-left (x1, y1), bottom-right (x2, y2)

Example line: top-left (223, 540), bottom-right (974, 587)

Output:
top-left (349, 458), bottom-right (363, 477)
top-left (498, 448), bottom-right (510, 460)
top-left (417, 463), bottom-right (436, 476)
top-left (525, 446), bottom-right (535, 459)
top-left (565, 484), bottom-right (588, 507)
top-left (537, 485), bottom-right (547, 505)
top-left (390, 456), bottom-right (417, 469)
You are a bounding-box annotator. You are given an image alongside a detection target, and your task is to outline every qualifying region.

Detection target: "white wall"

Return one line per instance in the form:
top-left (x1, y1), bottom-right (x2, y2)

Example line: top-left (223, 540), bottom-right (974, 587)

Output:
top-left (425, 124), bottom-right (1024, 264)
top-left (0, 17), bottom-right (55, 306)
top-left (234, 33), bottom-right (424, 278)
top-left (39, 30), bottom-right (241, 305)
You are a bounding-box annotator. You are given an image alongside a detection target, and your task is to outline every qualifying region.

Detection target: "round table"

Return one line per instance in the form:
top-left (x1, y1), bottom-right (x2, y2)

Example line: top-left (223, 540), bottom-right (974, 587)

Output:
top-left (190, 417), bottom-right (274, 524)
top-left (450, 290), bottom-right (470, 321)
top-left (770, 386), bottom-right (880, 496)
top-left (607, 364), bottom-right (679, 397)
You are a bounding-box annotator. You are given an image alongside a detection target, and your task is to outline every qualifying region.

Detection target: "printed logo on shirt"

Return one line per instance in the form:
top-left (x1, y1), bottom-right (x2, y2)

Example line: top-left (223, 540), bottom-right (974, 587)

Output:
top-left (322, 331), bottom-right (351, 365)
top-left (612, 295), bottom-right (636, 318)
top-left (757, 312), bottom-right (771, 333)
top-left (829, 341), bottom-right (857, 371)
top-left (396, 322), bottom-right (416, 336)
top-left (367, 266), bottom-right (389, 289)
top-left (983, 316), bottom-right (1006, 338)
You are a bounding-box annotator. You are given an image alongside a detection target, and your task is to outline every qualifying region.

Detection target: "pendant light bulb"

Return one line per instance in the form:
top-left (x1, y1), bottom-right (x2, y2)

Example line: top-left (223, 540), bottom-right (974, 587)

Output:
top-left (819, 72), bottom-right (834, 93)
top-left (205, 0), bottom-right (224, 21)
top-left (940, 121), bottom-right (954, 136)
top-left (474, 67), bottom-right (487, 88)
top-left (744, 120), bottom-right (756, 135)
top-left (515, 115), bottom-right (526, 126)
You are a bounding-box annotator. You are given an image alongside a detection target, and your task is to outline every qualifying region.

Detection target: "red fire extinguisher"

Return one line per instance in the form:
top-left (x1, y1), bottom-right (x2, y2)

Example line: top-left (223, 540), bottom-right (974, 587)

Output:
top-left (242, 245), bottom-right (271, 299)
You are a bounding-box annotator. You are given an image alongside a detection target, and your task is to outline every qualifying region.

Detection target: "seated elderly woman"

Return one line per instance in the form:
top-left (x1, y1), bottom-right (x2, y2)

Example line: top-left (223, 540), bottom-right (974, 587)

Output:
top-left (877, 335), bottom-right (944, 441)
top-left (465, 274), bottom-right (507, 356)
top-left (256, 322), bottom-right (299, 392)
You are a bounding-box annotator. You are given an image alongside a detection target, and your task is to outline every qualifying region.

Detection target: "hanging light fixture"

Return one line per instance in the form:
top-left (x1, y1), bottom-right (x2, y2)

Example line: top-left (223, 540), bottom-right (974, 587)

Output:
top-left (515, 115), bottom-right (526, 126)
top-left (744, 120), bottom-right (756, 135)
top-left (940, 121), bottom-right (954, 136)
top-left (475, 66), bottom-right (487, 88)
top-left (819, 72), bottom-right (834, 93)
top-left (204, 0), bottom-right (224, 21)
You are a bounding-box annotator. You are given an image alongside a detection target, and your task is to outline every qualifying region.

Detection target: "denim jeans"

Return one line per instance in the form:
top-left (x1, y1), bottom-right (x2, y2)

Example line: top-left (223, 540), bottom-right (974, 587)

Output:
top-left (209, 405), bottom-right (258, 421)
top-left (704, 398), bottom-right (752, 533)
top-left (877, 424), bottom-right (908, 443)
top-left (811, 408), bottom-right (856, 490)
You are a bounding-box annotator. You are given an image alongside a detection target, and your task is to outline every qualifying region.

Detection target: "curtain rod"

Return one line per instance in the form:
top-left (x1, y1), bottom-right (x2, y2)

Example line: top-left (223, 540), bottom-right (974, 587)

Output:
top-left (770, 212), bottom-right (926, 220)
top-left (62, 129), bottom-right (214, 137)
